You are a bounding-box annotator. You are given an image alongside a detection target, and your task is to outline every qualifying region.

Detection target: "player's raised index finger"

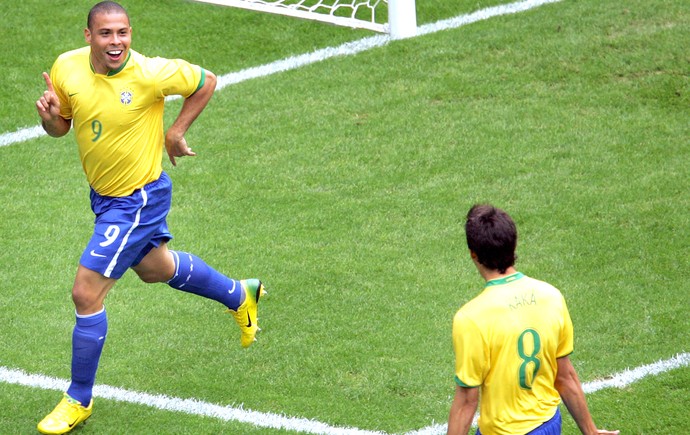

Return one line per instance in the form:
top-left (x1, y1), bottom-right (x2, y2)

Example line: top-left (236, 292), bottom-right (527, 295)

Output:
top-left (42, 72), bottom-right (55, 92)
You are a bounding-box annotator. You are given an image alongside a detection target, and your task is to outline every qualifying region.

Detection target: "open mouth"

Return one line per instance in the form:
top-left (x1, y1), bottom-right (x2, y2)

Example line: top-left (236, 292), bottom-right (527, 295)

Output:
top-left (107, 50), bottom-right (123, 61)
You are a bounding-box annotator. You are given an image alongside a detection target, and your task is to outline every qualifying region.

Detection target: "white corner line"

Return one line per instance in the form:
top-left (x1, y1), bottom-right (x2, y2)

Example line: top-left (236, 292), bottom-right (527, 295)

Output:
top-left (1, 0), bottom-right (562, 148)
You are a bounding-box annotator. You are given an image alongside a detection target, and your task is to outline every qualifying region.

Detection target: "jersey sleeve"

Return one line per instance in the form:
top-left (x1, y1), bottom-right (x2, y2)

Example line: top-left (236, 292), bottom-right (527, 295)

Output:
top-left (452, 311), bottom-right (487, 387)
top-left (49, 57), bottom-right (73, 120)
top-left (556, 293), bottom-right (574, 358)
top-left (150, 57), bottom-right (204, 99)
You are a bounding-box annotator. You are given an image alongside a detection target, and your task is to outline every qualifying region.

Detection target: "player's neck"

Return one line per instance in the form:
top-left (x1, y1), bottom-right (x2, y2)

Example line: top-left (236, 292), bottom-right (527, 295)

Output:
top-left (478, 265), bottom-right (518, 282)
top-left (469, 251), bottom-right (518, 282)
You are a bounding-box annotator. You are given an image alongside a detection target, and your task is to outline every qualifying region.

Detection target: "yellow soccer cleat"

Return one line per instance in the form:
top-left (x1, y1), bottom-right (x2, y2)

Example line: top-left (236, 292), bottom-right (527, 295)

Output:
top-left (228, 279), bottom-right (266, 348)
top-left (37, 394), bottom-right (93, 435)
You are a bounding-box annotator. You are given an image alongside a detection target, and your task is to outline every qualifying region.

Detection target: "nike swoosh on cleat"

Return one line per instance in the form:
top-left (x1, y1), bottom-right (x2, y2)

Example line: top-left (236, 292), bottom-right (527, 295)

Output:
top-left (246, 313), bottom-right (252, 328)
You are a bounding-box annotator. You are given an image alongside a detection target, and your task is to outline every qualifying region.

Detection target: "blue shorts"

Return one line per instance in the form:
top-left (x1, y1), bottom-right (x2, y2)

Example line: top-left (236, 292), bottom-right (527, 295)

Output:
top-left (477, 408), bottom-right (561, 435)
top-left (526, 408), bottom-right (561, 435)
top-left (80, 172), bottom-right (174, 279)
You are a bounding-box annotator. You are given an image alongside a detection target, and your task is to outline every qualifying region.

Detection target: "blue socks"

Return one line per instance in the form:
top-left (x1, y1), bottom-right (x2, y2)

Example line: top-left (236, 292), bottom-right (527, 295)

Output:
top-left (65, 252), bottom-right (241, 406)
top-left (167, 250), bottom-right (244, 310)
top-left (66, 307), bottom-right (107, 406)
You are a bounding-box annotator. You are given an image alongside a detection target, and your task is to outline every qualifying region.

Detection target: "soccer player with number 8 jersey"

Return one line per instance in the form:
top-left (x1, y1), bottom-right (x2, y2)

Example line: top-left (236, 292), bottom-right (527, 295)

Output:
top-left (34, 2), bottom-right (266, 434)
top-left (448, 205), bottom-right (618, 435)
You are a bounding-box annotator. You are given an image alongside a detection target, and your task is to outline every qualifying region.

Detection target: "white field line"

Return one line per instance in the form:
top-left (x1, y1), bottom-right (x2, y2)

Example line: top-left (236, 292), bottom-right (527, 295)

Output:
top-left (0, 0), bottom-right (562, 148)
top-left (0, 364), bottom-right (383, 435)
top-left (1, 353), bottom-right (688, 434)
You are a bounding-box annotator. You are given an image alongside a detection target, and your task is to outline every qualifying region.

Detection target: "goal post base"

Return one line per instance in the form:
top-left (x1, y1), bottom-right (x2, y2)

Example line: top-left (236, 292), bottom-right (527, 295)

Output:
top-left (389, 0), bottom-right (417, 39)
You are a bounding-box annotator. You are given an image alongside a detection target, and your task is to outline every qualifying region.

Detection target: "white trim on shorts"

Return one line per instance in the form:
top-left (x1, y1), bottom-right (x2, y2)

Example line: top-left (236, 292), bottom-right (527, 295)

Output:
top-left (104, 188), bottom-right (149, 278)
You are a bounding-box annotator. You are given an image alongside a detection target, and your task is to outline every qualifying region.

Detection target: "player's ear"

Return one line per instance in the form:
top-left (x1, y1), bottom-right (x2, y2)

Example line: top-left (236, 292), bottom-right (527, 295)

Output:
top-left (84, 28), bottom-right (92, 44)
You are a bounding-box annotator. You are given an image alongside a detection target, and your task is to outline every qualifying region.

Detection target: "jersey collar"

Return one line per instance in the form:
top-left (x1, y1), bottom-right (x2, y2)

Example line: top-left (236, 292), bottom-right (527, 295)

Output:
top-left (485, 272), bottom-right (524, 287)
top-left (89, 50), bottom-right (131, 76)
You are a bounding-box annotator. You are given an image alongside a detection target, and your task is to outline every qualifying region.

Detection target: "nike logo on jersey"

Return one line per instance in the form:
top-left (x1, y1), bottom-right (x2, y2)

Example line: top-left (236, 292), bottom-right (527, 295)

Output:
top-left (68, 92), bottom-right (79, 97)
top-left (90, 250), bottom-right (107, 258)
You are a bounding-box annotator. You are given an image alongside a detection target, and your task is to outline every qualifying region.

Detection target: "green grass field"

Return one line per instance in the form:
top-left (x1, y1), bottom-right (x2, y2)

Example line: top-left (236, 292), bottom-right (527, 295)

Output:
top-left (1, 0), bottom-right (688, 433)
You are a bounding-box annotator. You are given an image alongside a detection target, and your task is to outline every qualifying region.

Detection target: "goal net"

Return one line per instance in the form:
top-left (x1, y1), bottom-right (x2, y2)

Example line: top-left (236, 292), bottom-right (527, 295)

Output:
top-left (192, 0), bottom-right (416, 39)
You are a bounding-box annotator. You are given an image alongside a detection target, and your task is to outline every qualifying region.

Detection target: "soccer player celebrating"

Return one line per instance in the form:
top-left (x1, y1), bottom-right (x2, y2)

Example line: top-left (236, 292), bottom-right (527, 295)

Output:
top-left (35, 2), bottom-right (265, 433)
top-left (448, 204), bottom-right (618, 435)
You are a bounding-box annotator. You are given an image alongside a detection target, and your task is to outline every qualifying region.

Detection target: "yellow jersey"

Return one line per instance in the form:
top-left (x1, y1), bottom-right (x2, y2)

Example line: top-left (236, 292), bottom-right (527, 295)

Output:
top-left (452, 272), bottom-right (574, 435)
top-left (50, 47), bottom-right (204, 196)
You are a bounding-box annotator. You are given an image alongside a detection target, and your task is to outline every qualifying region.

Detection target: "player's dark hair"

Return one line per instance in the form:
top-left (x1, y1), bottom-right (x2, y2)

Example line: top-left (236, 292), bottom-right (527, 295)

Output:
top-left (465, 204), bottom-right (517, 274)
top-left (88, 1), bottom-right (130, 30)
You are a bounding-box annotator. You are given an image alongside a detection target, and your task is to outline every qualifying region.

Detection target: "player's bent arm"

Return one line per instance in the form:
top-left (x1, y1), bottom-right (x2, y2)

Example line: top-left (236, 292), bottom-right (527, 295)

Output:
top-left (40, 116), bottom-right (71, 138)
top-left (166, 69), bottom-right (217, 140)
top-left (555, 356), bottom-right (619, 435)
top-left (36, 72), bottom-right (71, 138)
top-left (447, 385), bottom-right (478, 435)
top-left (164, 69), bottom-right (217, 165)
top-left (36, 93), bottom-right (70, 138)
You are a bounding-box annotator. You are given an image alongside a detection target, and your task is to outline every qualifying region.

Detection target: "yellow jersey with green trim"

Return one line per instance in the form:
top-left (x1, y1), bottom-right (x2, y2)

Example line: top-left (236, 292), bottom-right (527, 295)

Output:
top-left (50, 47), bottom-right (204, 197)
top-left (452, 272), bottom-right (574, 435)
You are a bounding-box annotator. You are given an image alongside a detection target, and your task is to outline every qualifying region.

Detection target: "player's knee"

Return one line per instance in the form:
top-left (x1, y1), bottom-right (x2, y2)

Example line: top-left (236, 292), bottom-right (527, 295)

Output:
top-left (71, 284), bottom-right (100, 312)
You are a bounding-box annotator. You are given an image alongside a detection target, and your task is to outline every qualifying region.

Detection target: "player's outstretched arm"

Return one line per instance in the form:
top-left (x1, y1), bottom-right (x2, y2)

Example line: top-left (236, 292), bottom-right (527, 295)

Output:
top-left (555, 356), bottom-right (620, 435)
top-left (165, 69), bottom-right (217, 166)
top-left (36, 72), bottom-right (70, 137)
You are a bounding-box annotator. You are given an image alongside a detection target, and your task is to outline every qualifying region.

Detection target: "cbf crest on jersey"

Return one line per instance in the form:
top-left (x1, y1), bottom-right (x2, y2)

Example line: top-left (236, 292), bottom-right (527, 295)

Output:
top-left (120, 88), bottom-right (134, 105)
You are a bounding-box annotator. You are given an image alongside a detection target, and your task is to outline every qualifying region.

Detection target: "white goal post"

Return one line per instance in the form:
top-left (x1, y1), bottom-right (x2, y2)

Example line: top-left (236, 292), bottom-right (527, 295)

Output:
top-left (192, 0), bottom-right (417, 39)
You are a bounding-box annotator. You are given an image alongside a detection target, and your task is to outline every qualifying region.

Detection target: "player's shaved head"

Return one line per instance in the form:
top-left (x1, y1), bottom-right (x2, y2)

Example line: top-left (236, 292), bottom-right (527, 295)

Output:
top-left (87, 1), bottom-right (130, 30)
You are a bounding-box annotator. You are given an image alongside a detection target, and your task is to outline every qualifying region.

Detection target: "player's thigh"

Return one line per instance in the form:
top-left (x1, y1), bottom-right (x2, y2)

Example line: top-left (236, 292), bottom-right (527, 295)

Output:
top-left (82, 174), bottom-right (173, 279)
